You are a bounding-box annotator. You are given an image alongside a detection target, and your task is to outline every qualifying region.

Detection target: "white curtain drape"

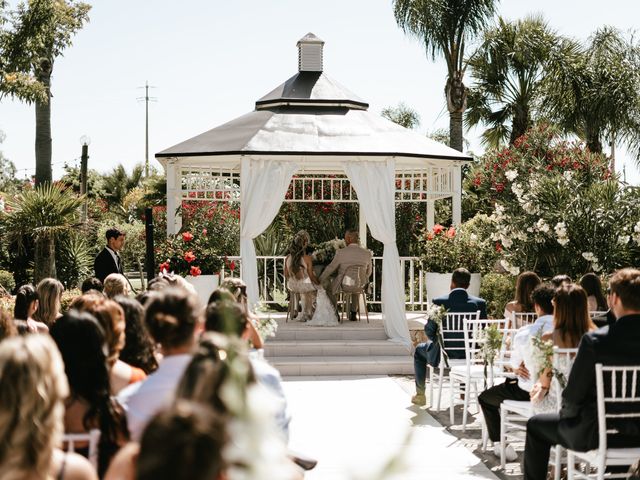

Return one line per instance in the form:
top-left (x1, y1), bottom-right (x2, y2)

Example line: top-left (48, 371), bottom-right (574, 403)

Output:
top-left (240, 157), bottom-right (298, 307)
top-left (344, 159), bottom-right (411, 349)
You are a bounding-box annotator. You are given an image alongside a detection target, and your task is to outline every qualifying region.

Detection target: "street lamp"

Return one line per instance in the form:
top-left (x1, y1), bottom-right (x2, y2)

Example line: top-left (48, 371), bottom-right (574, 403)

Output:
top-left (79, 135), bottom-right (91, 222)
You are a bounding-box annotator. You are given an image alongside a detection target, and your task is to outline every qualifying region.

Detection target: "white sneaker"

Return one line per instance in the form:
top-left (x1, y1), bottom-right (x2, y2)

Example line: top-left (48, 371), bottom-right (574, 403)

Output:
top-left (493, 443), bottom-right (518, 462)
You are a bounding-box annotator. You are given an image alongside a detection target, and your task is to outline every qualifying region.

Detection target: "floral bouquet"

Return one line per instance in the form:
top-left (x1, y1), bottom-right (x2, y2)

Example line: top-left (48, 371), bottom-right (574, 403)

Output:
top-left (530, 329), bottom-right (567, 388)
top-left (478, 324), bottom-right (503, 387)
top-left (311, 238), bottom-right (346, 265)
top-left (156, 230), bottom-right (224, 277)
top-left (254, 315), bottom-right (278, 341)
top-left (424, 301), bottom-right (449, 368)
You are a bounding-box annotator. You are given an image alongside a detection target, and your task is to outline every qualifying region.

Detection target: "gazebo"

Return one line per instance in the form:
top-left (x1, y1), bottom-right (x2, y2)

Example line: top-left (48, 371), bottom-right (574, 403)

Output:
top-left (156, 33), bottom-right (471, 347)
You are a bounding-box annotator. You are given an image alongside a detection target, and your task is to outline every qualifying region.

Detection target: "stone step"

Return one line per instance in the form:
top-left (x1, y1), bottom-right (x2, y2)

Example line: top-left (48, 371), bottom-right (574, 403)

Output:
top-left (264, 339), bottom-right (408, 357)
top-left (268, 355), bottom-right (413, 376)
top-left (272, 326), bottom-right (388, 341)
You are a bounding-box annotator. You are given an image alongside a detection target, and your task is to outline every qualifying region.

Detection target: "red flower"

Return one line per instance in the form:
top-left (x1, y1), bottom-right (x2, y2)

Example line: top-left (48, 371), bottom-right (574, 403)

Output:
top-left (495, 182), bottom-right (505, 193)
top-left (184, 251), bottom-right (196, 263)
top-left (202, 228), bottom-right (207, 236)
top-left (159, 261), bottom-right (170, 273)
top-left (495, 242), bottom-right (503, 253)
top-left (445, 226), bottom-right (456, 238)
top-left (229, 260), bottom-right (236, 272)
top-left (426, 232), bottom-right (435, 241)
top-left (473, 176), bottom-right (482, 187)
top-left (182, 231), bottom-right (194, 242)
top-left (190, 266), bottom-right (201, 277)
top-left (432, 224), bottom-right (445, 235)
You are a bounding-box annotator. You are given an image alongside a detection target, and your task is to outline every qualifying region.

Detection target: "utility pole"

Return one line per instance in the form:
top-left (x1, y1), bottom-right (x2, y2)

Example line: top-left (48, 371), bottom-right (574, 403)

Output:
top-left (79, 135), bottom-right (90, 223)
top-left (137, 81), bottom-right (156, 178)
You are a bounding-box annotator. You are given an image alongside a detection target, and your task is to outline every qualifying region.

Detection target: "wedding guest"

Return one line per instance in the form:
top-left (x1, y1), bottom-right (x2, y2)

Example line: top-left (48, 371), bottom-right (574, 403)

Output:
top-left (71, 294), bottom-right (147, 393)
top-left (33, 277), bottom-right (64, 326)
top-left (579, 272), bottom-right (607, 312)
top-left (0, 334), bottom-right (97, 480)
top-left (528, 284), bottom-right (597, 413)
top-left (104, 273), bottom-right (129, 299)
top-left (524, 268), bottom-right (640, 480)
top-left (117, 288), bottom-right (201, 441)
top-left (477, 283), bottom-right (556, 461)
top-left (81, 277), bottom-right (104, 294)
top-left (550, 274), bottom-right (571, 288)
top-left (95, 228), bottom-right (126, 283)
top-left (50, 310), bottom-right (129, 477)
top-left (504, 271), bottom-right (541, 323)
top-left (115, 296), bottom-right (159, 374)
top-left (136, 401), bottom-right (228, 480)
top-left (13, 283), bottom-right (49, 333)
top-left (219, 277), bottom-right (264, 349)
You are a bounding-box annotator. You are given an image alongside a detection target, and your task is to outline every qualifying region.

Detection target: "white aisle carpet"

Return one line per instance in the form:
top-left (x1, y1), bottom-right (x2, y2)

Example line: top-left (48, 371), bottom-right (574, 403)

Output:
top-left (282, 376), bottom-right (499, 480)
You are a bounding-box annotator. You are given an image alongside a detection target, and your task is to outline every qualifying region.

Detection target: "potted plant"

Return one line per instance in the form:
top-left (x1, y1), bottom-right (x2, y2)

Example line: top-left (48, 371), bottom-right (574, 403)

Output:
top-left (156, 230), bottom-right (224, 305)
top-left (417, 217), bottom-right (496, 301)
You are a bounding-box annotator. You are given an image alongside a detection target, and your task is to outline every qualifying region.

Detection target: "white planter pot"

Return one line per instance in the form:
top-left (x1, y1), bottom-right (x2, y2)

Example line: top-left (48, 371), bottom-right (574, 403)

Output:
top-left (424, 272), bottom-right (481, 302)
top-left (185, 274), bottom-right (220, 306)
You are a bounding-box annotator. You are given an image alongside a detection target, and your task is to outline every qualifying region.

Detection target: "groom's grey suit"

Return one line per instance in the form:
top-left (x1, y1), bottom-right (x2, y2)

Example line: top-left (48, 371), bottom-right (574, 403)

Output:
top-left (319, 243), bottom-right (372, 309)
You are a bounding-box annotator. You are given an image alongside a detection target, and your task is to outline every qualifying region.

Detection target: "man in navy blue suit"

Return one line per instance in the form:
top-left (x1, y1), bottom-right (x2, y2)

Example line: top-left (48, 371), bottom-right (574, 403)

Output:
top-left (412, 268), bottom-right (487, 406)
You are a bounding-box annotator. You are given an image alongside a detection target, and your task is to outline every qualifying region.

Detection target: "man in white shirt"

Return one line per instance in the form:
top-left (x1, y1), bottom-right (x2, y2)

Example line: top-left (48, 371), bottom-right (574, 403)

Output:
top-left (478, 284), bottom-right (556, 461)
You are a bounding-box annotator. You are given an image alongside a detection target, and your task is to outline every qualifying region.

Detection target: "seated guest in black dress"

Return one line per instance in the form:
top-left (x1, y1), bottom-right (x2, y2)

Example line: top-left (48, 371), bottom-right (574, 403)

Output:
top-left (523, 268), bottom-right (640, 480)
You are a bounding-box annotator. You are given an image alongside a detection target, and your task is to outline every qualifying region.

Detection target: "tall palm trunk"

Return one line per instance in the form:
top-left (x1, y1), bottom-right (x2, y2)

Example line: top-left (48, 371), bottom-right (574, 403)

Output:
top-left (510, 105), bottom-right (530, 144)
top-left (446, 71), bottom-right (467, 152)
top-left (35, 58), bottom-right (53, 186)
top-left (34, 57), bottom-right (56, 280)
top-left (34, 236), bottom-right (56, 282)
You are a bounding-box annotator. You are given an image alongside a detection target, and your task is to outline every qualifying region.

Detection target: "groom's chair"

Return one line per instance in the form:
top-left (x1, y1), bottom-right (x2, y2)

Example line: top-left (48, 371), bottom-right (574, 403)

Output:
top-left (338, 265), bottom-right (369, 323)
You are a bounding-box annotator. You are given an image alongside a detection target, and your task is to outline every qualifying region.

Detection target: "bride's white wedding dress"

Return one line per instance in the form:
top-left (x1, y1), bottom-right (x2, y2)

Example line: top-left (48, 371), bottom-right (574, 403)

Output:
top-left (306, 287), bottom-right (339, 326)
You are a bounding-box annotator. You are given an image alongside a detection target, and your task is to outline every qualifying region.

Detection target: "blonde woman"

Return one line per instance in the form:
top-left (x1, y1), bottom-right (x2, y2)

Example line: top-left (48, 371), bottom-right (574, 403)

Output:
top-left (103, 273), bottom-right (130, 299)
top-left (0, 334), bottom-right (97, 480)
top-left (33, 277), bottom-right (64, 326)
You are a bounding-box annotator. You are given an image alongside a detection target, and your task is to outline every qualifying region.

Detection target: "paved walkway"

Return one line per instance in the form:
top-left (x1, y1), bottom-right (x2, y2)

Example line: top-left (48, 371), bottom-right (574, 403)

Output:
top-left (282, 376), bottom-right (500, 480)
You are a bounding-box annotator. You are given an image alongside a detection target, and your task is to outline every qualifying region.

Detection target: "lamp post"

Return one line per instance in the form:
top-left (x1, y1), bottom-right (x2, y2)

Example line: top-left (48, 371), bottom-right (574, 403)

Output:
top-left (79, 135), bottom-right (90, 223)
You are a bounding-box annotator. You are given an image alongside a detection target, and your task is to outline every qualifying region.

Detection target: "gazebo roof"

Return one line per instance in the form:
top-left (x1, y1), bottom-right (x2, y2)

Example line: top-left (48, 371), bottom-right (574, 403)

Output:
top-left (156, 34), bottom-right (472, 169)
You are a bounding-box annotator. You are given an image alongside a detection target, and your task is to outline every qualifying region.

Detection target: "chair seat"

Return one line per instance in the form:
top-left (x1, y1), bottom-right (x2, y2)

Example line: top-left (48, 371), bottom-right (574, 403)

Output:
top-left (502, 400), bottom-right (533, 416)
top-left (450, 364), bottom-right (503, 378)
top-left (573, 447), bottom-right (640, 461)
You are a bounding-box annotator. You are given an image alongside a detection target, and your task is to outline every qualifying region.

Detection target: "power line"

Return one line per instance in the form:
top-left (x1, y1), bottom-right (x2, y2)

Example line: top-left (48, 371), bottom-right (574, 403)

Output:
top-left (137, 81), bottom-right (157, 178)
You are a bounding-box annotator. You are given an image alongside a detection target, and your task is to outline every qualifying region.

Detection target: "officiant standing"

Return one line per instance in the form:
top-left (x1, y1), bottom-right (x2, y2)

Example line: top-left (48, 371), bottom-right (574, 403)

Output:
top-left (94, 227), bottom-right (126, 282)
top-left (319, 229), bottom-right (372, 321)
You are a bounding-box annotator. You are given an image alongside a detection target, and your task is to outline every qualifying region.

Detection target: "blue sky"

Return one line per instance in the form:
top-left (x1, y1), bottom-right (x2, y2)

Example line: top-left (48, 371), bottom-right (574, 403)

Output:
top-left (1, 0), bottom-right (639, 184)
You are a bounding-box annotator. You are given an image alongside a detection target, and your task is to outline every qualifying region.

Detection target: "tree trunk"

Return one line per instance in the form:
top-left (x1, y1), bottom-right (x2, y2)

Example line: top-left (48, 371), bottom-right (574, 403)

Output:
top-left (510, 105), bottom-right (530, 145)
top-left (445, 71), bottom-right (467, 152)
top-left (34, 236), bottom-right (56, 282)
top-left (35, 58), bottom-right (52, 186)
top-left (586, 136), bottom-right (603, 155)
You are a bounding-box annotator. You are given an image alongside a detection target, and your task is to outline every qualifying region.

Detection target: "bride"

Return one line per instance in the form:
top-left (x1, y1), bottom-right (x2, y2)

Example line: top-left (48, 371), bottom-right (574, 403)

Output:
top-left (284, 231), bottom-right (339, 326)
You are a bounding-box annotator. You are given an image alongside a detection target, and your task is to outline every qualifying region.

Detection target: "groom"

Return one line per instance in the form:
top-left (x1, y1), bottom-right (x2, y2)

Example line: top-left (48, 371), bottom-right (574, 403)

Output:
top-left (319, 229), bottom-right (372, 321)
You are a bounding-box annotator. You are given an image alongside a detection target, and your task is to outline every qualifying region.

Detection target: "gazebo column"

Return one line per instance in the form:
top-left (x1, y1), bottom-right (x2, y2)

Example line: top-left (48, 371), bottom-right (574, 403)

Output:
top-left (359, 209), bottom-right (367, 248)
top-left (452, 164), bottom-right (462, 225)
top-left (426, 199), bottom-right (435, 229)
top-left (166, 160), bottom-right (182, 235)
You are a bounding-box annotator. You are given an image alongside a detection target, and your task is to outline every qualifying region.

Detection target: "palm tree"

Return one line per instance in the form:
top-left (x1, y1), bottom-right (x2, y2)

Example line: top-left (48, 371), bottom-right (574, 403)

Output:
top-left (543, 27), bottom-right (640, 168)
top-left (101, 163), bottom-right (145, 217)
top-left (2, 183), bottom-right (83, 281)
top-left (381, 103), bottom-right (421, 129)
top-left (393, 0), bottom-right (498, 152)
top-left (465, 16), bottom-right (560, 147)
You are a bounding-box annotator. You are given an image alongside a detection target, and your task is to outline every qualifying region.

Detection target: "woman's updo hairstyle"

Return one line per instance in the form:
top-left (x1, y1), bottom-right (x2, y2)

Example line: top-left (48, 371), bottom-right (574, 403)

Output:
top-left (145, 288), bottom-right (201, 349)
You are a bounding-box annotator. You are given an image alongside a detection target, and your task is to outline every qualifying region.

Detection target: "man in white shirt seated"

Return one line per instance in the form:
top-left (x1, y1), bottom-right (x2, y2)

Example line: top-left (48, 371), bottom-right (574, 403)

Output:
top-left (478, 284), bottom-right (556, 461)
top-left (118, 289), bottom-right (200, 441)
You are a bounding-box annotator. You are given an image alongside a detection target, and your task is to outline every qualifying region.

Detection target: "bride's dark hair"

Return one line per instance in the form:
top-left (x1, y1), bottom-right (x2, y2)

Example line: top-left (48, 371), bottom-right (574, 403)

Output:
top-left (289, 230), bottom-right (310, 276)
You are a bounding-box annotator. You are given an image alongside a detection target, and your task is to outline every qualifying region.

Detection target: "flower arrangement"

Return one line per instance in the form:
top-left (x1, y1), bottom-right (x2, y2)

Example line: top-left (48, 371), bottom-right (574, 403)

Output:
top-left (254, 315), bottom-right (278, 340)
top-left (424, 301), bottom-right (449, 367)
top-left (417, 214), bottom-right (498, 274)
top-left (156, 230), bottom-right (224, 277)
top-left (311, 238), bottom-right (346, 265)
top-left (530, 330), bottom-right (567, 388)
top-left (478, 324), bottom-right (503, 387)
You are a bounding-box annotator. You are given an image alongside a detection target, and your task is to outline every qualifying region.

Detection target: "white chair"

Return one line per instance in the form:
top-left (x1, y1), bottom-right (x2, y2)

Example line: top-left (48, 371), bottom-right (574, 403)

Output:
top-left (589, 311), bottom-right (608, 321)
top-left (567, 364), bottom-right (640, 480)
top-left (498, 347), bottom-right (578, 472)
top-left (63, 429), bottom-right (101, 470)
top-left (512, 312), bottom-right (538, 329)
top-left (450, 318), bottom-right (509, 431)
top-left (338, 265), bottom-right (369, 323)
top-left (427, 311), bottom-right (478, 412)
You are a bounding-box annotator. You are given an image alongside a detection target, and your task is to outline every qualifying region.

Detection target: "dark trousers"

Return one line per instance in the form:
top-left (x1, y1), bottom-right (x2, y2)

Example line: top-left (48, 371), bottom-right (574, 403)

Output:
top-left (524, 413), bottom-right (561, 480)
top-left (478, 378), bottom-right (530, 442)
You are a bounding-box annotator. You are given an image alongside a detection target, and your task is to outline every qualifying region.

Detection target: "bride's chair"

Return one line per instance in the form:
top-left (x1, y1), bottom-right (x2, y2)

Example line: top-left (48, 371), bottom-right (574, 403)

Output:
top-left (338, 265), bottom-right (369, 323)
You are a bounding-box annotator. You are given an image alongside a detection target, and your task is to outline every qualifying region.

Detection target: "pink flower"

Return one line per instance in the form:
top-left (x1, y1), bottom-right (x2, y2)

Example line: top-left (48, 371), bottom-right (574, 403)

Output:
top-left (202, 228), bottom-right (207, 236)
top-left (445, 227), bottom-right (456, 238)
top-left (184, 251), bottom-right (196, 263)
top-left (190, 266), bottom-right (201, 277)
top-left (495, 242), bottom-right (503, 253)
top-left (182, 231), bottom-right (194, 242)
top-left (432, 224), bottom-right (445, 235)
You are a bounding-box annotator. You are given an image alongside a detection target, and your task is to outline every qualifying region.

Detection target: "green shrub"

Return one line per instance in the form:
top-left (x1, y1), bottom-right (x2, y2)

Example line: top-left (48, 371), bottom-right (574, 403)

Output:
top-left (0, 269), bottom-right (15, 294)
top-left (480, 273), bottom-right (515, 319)
top-left (56, 233), bottom-right (94, 289)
